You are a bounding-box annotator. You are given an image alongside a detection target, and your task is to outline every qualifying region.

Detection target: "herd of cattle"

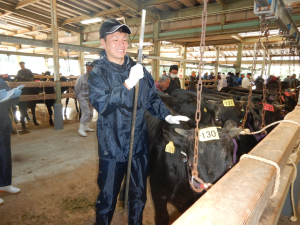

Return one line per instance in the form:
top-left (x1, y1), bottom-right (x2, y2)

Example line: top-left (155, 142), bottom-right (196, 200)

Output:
top-left (2, 74), bottom-right (299, 224)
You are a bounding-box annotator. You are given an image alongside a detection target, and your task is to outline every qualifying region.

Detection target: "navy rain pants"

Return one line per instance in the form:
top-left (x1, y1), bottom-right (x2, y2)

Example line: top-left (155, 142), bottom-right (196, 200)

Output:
top-left (0, 134), bottom-right (12, 187)
top-left (96, 154), bottom-right (148, 225)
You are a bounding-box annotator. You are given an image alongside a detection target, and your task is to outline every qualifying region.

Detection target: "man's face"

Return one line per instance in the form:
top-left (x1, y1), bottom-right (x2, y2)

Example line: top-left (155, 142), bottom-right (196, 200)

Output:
top-left (100, 31), bottom-right (128, 64)
top-left (241, 75), bottom-right (245, 78)
top-left (20, 63), bottom-right (25, 70)
top-left (247, 75), bottom-right (251, 78)
top-left (163, 71), bottom-right (166, 75)
top-left (161, 79), bottom-right (170, 90)
top-left (170, 69), bottom-right (178, 76)
top-left (86, 66), bottom-right (93, 73)
top-left (192, 72), bottom-right (196, 77)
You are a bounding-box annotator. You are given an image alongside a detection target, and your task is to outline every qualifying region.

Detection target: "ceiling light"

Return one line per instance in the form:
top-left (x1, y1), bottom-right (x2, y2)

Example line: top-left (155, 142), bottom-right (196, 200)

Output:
top-left (81, 18), bottom-right (102, 24)
top-left (0, 19), bottom-right (7, 25)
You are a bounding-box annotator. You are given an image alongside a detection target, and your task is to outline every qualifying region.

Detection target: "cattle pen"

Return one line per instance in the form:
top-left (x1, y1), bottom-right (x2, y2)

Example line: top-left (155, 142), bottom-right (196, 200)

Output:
top-left (1, 0), bottom-right (300, 225)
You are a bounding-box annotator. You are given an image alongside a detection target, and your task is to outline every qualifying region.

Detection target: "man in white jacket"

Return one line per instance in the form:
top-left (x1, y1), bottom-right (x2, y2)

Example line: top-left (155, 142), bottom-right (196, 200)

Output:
top-left (241, 73), bottom-right (252, 89)
top-left (74, 61), bottom-right (95, 137)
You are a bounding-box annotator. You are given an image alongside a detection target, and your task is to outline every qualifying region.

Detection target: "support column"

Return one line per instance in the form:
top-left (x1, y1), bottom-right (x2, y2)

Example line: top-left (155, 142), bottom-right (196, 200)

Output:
top-left (267, 57), bottom-right (272, 77)
top-left (152, 22), bottom-right (161, 81)
top-left (50, 0), bottom-right (63, 130)
top-left (180, 43), bottom-right (187, 89)
top-left (262, 49), bottom-right (266, 79)
top-left (215, 46), bottom-right (220, 76)
top-left (77, 32), bottom-right (85, 75)
top-left (251, 43), bottom-right (257, 75)
top-left (236, 43), bottom-right (243, 74)
top-left (44, 57), bottom-right (48, 70)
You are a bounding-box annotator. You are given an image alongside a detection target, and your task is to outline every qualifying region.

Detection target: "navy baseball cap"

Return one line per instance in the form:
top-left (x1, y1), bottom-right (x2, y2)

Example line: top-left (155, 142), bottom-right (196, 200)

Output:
top-left (99, 18), bottom-right (131, 39)
top-left (85, 61), bottom-right (94, 67)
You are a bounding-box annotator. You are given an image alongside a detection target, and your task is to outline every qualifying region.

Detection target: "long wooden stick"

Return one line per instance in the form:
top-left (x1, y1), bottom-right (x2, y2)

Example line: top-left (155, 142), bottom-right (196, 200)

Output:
top-left (123, 9), bottom-right (146, 215)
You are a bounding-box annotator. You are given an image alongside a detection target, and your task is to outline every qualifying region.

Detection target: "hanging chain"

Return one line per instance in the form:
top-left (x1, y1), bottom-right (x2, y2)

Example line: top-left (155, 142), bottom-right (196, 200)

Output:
top-left (279, 37), bottom-right (286, 105)
top-left (241, 84), bottom-right (253, 129)
top-left (193, 0), bottom-right (208, 186)
top-left (292, 47), bottom-right (297, 100)
top-left (289, 47), bottom-right (292, 91)
top-left (241, 16), bottom-right (265, 129)
top-left (260, 15), bottom-right (270, 133)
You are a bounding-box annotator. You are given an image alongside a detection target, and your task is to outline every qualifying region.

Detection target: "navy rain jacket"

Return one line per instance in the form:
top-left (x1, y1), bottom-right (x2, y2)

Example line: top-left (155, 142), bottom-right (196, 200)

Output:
top-left (88, 51), bottom-right (171, 162)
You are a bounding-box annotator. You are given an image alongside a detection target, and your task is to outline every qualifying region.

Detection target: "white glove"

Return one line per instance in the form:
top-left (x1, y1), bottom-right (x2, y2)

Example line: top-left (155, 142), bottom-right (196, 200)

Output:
top-left (125, 64), bottom-right (144, 89)
top-left (165, 115), bottom-right (190, 124)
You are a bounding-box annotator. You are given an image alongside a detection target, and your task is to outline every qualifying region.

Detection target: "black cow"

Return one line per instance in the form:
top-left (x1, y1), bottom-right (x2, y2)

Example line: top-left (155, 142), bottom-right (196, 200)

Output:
top-left (146, 110), bottom-right (242, 225)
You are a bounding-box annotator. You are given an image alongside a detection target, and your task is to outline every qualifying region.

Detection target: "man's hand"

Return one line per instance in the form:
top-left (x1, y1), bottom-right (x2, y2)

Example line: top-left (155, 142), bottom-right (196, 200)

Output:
top-left (0, 89), bottom-right (7, 100)
top-left (125, 64), bottom-right (144, 90)
top-left (165, 115), bottom-right (190, 124)
top-left (13, 89), bottom-right (22, 98)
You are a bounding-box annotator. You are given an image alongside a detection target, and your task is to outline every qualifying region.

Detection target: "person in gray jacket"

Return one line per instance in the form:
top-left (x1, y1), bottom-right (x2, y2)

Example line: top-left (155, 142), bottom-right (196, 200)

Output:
top-left (74, 61), bottom-right (95, 137)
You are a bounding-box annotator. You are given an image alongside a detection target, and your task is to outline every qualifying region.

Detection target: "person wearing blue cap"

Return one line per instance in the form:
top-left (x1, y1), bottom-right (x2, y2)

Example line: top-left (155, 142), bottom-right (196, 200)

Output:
top-left (0, 78), bottom-right (22, 205)
top-left (88, 18), bottom-right (190, 225)
top-left (74, 61), bottom-right (95, 137)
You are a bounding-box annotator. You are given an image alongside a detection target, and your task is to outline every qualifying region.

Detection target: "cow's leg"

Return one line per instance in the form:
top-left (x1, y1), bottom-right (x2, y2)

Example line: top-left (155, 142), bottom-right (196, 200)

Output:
top-left (150, 178), bottom-right (169, 225)
top-left (75, 98), bottom-right (79, 113)
top-left (19, 105), bottom-right (26, 129)
top-left (31, 104), bottom-right (39, 126)
top-left (46, 102), bottom-right (54, 126)
top-left (25, 109), bottom-right (30, 121)
top-left (64, 98), bottom-right (69, 114)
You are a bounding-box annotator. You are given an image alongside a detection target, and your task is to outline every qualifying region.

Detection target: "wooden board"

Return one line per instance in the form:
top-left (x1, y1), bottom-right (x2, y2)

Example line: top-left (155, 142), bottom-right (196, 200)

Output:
top-left (19, 93), bottom-right (76, 101)
top-left (172, 106), bottom-right (300, 225)
top-left (8, 81), bottom-right (76, 88)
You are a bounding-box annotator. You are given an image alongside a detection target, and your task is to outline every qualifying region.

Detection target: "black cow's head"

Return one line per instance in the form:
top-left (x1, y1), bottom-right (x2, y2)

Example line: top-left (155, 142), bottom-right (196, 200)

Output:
top-left (161, 122), bottom-right (242, 187)
top-left (204, 99), bottom-right (245, 128)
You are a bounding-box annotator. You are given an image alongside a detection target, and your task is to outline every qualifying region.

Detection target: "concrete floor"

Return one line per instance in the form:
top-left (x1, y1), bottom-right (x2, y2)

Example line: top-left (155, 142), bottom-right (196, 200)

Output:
top-left (0, 99), bottom-right (299, 224)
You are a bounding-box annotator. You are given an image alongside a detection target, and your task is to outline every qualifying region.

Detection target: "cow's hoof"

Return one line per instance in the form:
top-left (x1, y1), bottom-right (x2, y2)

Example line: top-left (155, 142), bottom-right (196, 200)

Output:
top-left (50, 123), bottom-right (54, 126)
top-left (34, 122), bottom-right (39, 126)
top-left (116, 201), bottom-right (124, 210)
top-left (26, 117), bottom-right (30, 121)
top-left (22, 125), bottom-right (26, 129)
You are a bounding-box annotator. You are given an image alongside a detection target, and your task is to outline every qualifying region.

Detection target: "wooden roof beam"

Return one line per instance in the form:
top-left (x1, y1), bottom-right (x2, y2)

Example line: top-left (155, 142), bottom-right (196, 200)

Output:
top-left (0, 2), bottom-right (79, 33)
top-left (15, 0), bottom-right (43, 9)
top-left (62, 7), bottom-right (128, 25)
top-left (112, 0), bottom-right (158, 21)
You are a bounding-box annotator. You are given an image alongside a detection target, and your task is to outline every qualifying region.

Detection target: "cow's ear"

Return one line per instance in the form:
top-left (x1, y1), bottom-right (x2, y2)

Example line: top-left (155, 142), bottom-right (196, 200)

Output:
top-left (206, 100), bottom-right (218, 105)
top-left (238, 101), bottom-right (246, 107)
top-left (174, 128), bottom-right (194, 139)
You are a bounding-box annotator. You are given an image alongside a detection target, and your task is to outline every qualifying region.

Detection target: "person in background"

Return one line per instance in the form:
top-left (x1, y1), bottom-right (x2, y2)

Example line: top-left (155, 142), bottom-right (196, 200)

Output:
top-left (88, 18), bottom-right (189, 225)
top-left (16, 62), bottom-right (34, 81)
top-left (207, 72), bottom-right (214, 80)
top-left (0, 78), bottom-right (22, 205)
top-left (255, 75), bottom-right (264, 84)
top-left (283, 75), bottom-right (290, 82)
top-left (162, 70), bottom-right (167, 76)
top-left (217, 74), bottom-right (227, 91)
top-left (242, 73), bottom-right (252, 89)
top-left (203, 72), bottom-right (208, 80)
top-left (237, 74), bottom-right (245, 86)
top-left (290, 74), bottom-right (297, 86)
top-left (165, 65), bottom-right (180, 95)
top-left (217, 72), bottom-right (221, 79)
top-left (227, 72), bottom-right (235, 87)
top-left (155, 76), bottom-right (171, 93)
top-left (74, 61), bottom-right (95, 137)
top-left (267, 75), bottom-right (278, 84)
top-left (189, 71), bottom-right (197, 92)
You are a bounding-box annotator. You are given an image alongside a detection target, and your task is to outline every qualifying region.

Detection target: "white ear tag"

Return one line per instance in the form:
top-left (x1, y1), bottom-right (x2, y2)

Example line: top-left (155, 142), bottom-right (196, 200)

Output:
top-left (199, 127), bottom-right (220, 142)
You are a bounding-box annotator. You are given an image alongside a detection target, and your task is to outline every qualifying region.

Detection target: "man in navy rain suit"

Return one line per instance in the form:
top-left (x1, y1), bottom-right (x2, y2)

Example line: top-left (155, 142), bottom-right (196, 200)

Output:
top-left (88, 18), bottom-right (189, 225)
top-left (0, 78), bottom-right (22, 205)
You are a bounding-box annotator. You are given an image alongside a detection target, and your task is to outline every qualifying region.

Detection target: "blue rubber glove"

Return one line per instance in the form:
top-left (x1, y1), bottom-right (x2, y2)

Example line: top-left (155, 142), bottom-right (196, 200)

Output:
top-left (13, 88), bottom-right (22, 98)
top-left (0, 89), bottom-right (7, 100)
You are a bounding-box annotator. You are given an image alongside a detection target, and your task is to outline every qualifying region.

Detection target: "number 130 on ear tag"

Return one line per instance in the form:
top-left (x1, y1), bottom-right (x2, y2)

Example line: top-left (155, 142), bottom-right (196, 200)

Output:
top-left (223, 99), bottom-right (235, 107)
top-left (199, 127), bottom-right (220, 142)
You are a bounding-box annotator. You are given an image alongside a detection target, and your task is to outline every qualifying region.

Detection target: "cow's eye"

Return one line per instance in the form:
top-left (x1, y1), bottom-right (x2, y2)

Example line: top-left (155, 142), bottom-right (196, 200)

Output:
top-left (240, 120), bottom-right (243, 123)
top-left (256, 122), bottom-right (260, 126)
top-left (215, 118), bottom-right (220, 122)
